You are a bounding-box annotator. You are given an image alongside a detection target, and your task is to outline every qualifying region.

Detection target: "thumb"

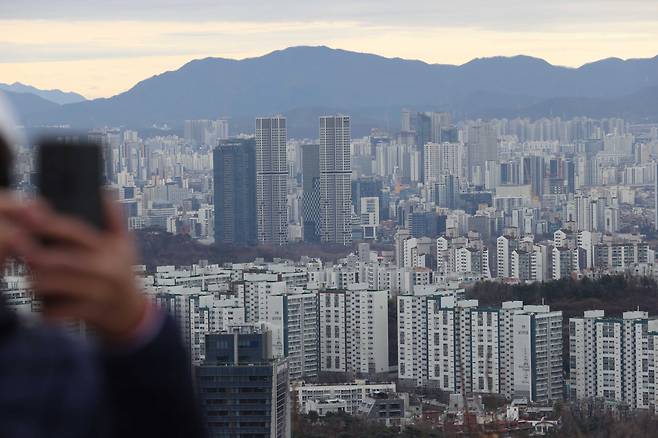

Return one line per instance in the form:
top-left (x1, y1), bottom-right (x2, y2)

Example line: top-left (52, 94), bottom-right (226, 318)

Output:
top-left (103, 195), bottom-right (128, 237)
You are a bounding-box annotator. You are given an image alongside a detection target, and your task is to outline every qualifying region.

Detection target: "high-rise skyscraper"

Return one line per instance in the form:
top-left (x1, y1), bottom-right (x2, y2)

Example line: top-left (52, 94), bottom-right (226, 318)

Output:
top-left (87, 131), bottom-right (114, 184)
top-left (467, 123), bottom-right (498, 184)
top-left (301, 144), bottom-right (321, 242)
top-left (435, 174), bottom-right (459, 209)
top-left (255, 117), bottom-right (288, 245)
top-left (566, 159), bottom-right (576, 194)
top-left (319, 115), bottom-right (352, 245)
top-left (423, 142), bottom-right (463, 184)
top-left (196, 327), bottom-right (291, 438)
top-left (213, 138), bottom-right (257, 246)
top-left (522, 156), bottom-right (546, 199)
top-left (655, 162), bottom-right (658, 231)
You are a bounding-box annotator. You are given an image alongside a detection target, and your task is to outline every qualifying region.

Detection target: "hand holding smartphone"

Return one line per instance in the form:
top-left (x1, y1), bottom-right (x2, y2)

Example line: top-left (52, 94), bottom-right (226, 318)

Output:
top-left (29, 138), bottom-right (147, 342)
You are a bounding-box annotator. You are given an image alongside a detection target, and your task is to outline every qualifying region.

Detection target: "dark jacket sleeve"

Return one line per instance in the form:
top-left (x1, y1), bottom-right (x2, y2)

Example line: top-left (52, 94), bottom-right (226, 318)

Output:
top-left (100, 315), bottom-right (206, 438)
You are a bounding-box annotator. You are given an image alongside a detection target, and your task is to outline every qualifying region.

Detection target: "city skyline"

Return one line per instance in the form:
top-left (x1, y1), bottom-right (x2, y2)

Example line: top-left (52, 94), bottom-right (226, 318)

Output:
top-left (2, 4), bottom-right (658, 434)
top-left (5, 105), bottom-right (658, 436)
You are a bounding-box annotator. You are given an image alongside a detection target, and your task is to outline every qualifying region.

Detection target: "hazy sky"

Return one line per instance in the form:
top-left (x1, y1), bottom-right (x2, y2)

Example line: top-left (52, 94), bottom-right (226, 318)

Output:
top-left (1, 0), bottom-right (657, 99)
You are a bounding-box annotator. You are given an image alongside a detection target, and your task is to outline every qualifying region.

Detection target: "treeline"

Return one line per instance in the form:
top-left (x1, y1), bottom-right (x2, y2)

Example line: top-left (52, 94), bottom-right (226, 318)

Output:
top-left (292, 411), bottom-right (444, 438)
top-left (133, 229), bottom-right (388, 269)
top-left (559, 401), bottom-right (658, 438)
top-left (468, 275), bottom-right (658, 319)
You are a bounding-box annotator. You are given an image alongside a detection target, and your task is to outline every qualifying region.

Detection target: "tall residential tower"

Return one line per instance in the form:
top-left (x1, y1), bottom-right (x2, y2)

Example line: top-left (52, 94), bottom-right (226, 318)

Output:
top-left (319, 115), bottom-right (352, 245)
top-left (301, 144), bottom-right (321, 242)
top-left (255, 117), bottom-right (288, 245)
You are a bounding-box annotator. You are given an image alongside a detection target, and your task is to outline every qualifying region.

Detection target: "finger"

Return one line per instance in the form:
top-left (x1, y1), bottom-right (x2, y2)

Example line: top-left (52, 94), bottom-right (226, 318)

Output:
top-left (41, 298), bottom-right (89, 323)
top-left (27, 249), bottom-right (109, 279)
top-left (0, 190), bottom-right (35, 219)
top-left (103, 195), bottom-right (127, 237)
top-left (0, 217), bottom-right (38, 259)
top-left (31, 271), bottom-right (102, 301)
top-left (22, 203), bottom-right (104, 250)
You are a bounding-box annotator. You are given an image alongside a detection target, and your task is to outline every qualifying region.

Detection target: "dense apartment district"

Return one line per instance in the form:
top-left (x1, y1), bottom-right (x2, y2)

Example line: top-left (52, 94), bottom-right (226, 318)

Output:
top-left (4, 112), bottom-right (658, 436)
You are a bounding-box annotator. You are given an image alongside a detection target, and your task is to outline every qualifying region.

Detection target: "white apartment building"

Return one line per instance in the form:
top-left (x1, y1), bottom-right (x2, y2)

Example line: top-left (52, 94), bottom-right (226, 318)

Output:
top-left (398, 286), bottom-right (439, 386)
top-left (400, 296), bottom-right (563, 403)
top-left (497, 236), bottom-right (512, 279)
top-left (426, 296), bottom-right (480, 394)
top-left (346, 284), bottom-right (389, 375)
top-left (423, 142), bottom-right (462, 184)
top-left (319, 290), bottom-right (347, 372)
top-left (511, 246), bottom-right (545, 283)
top-left (243, 275), bottom-right (286, 322)
top-left (570, 310), bottom-right (658, 410)
top-left (499, 301), bottom-right (524, 399)
top-left (512, 305), bottom-right (563, 403)
top-left (198, 295), bottom-right (245, 334)
top-left (267, 288), bottom-right (319, 380)
top-left (552, 247), bottom-right (580, 280)
top-left (402, 237), bottom-right (422, 269)
top-left (150, 286), bottom-right (211, 364)
top-left (398, 287), bottom-right (470, 389)
top-left (319, 284), bottom-right (389, 375)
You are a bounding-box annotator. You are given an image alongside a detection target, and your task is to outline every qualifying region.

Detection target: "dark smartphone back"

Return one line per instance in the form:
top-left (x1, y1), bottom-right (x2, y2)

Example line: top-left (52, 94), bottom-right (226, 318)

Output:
top-left (0, 135), bottom-right (11, 188)
top-left (37, 139), bottom-right (105, 230)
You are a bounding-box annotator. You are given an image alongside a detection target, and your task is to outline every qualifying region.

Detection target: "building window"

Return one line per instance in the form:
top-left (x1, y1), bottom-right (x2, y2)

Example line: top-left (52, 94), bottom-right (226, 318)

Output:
top-left (602, 324), bottom-right (615, 338)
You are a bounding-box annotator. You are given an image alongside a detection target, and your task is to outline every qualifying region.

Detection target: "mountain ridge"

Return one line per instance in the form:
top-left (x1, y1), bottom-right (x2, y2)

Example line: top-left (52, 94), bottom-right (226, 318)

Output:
top-left (9, 46), bottom-right (658, 135)
top-left (0, 82), bottom-right (86, 105)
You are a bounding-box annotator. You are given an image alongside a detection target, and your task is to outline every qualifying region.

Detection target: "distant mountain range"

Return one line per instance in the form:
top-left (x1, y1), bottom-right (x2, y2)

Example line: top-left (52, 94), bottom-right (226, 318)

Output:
top-left (0, 82), bottom-right (86, 105)
top-left (5, 46), bottom-right (658, 137)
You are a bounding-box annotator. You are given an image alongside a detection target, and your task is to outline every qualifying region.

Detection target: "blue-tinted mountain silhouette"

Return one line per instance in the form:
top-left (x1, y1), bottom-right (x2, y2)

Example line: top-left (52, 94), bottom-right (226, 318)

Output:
top-left (12, 46), bottom-right (658, 135)
top-left (0, 82), bottom-right (86, 105)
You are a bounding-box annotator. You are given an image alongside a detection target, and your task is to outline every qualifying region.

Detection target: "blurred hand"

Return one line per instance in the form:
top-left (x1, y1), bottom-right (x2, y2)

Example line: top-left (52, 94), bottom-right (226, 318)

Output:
top-left (22, 197), bottom-right (147, 345)
top-left (0, 190), bottom-right (36, 264)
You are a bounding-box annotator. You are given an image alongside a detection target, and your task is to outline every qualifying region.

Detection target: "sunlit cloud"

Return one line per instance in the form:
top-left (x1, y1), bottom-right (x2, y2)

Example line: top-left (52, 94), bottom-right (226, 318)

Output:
top-left (0, 16), bottom-right (656, 99)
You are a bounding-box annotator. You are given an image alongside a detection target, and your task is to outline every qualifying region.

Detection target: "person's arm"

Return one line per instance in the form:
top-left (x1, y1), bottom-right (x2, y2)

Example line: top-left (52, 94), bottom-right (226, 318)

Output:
top-left (20, 198), bottom-right (206, 437)
top-left (100, 310), bottom-right (206, 438)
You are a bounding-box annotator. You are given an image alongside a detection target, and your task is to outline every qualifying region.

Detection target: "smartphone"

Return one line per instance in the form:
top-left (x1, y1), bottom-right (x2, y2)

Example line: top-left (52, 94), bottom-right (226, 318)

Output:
top-left (37, 139), bottom-right (106, 230)
top-left (0, 135), bottom-right (11, 188)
